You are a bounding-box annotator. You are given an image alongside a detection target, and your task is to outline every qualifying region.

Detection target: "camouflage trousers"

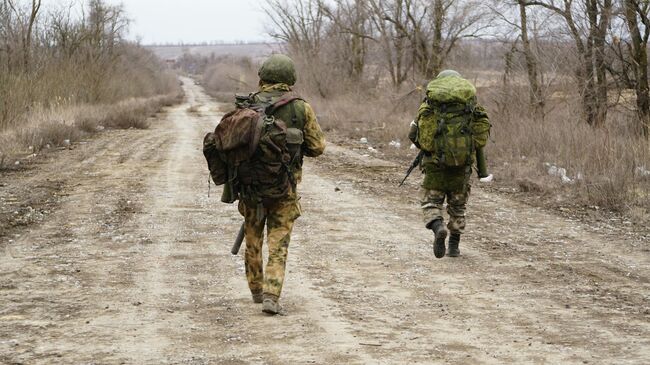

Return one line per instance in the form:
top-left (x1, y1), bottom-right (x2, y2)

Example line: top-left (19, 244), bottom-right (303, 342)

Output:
top-left (421, 185), bottom-right (470, 234)
top-left (238, 194), bottom-right (301, 299)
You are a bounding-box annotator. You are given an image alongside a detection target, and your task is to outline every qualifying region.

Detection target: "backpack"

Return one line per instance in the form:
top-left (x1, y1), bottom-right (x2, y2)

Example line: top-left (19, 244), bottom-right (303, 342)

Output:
top-left (203, 94), bottom-right (303, 205)
top-left (417, 76), bottom-right (477, 167)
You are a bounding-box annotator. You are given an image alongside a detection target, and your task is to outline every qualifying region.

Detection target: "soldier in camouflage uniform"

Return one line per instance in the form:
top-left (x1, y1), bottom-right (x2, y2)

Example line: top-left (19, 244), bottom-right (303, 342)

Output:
top-left (239, 54), bottom-right (325, 315)
top-left (409, 70), bottom-right (491, 258)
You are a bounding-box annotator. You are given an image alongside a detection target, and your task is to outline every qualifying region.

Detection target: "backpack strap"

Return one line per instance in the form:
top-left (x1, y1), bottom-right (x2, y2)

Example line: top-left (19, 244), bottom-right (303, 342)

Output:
top-left (264, 92), bottom-right (303, 115)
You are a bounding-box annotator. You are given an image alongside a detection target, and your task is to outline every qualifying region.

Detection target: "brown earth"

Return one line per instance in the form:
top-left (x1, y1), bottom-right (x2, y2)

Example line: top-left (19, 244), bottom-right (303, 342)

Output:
top-left (1, 78), bottom-right (648, 365)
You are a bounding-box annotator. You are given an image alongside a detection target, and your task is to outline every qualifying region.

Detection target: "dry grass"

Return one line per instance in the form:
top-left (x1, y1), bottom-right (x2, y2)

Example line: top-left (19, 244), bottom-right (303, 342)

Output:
top-left (478, 80), bottom-right (650, 212)
top-left (0, 92), bottom-right (183, 168)
top-left (301, 67), bottom-right (649, 214)
top-left (306, 90), bottom-right (418, 147)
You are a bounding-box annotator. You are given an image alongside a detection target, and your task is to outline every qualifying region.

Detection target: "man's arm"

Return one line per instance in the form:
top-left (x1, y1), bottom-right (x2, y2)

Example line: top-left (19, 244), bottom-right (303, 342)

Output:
top-left (471, 104), bottom-right (491, 148)
top-left (302, 103), bottom-right (326, 157)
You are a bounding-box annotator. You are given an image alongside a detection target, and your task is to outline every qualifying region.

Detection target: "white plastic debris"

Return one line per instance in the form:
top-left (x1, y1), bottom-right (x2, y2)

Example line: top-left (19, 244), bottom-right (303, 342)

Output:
top-left (636, 166), bottom-right (650, 177)
top-left (561, 175), bottom-right (574, 184)
top-left (389, 140), bottom-right (401, 148)
top-left (547, 164), bottom-right (575, 184)
top-left (63, 139), bottom-right (71, 146)
top-left (547, 165), bottom-right (567, 178)
top-left (359, 137), bottom-right (368, 144)
top-left (410, 143), bottom-right (417, 150)
top-left (367, 147), bottom-right (378, 153)
top-left (14, 161), bottom-right (20, 166)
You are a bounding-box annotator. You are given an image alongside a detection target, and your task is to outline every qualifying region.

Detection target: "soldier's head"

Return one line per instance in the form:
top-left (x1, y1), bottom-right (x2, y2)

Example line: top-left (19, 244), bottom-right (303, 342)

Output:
top-left (258, 54), bottom-right (297, 86)
top-left (436, 69), bottom-right (462, 79)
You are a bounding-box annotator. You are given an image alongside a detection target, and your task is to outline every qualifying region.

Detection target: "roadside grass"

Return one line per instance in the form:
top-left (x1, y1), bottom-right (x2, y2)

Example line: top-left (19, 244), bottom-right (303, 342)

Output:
top-left (0, 92), bottom-right (184, 169)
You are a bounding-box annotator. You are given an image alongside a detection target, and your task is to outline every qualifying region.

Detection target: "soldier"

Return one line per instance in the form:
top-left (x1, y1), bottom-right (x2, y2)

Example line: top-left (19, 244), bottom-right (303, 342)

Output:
top-left (239, 54), bottom-right (325, 314)
top-left (408, 70), bottom-right (491, 258)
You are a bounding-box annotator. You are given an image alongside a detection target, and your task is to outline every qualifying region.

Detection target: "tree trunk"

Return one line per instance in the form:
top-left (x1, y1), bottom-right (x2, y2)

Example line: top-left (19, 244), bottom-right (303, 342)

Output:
top-left (518, 1), bottom-right (544, 120)
top-left (624, 0), bottom-right (650, 138)
top-left (590, 0), bottom-right (612, 127)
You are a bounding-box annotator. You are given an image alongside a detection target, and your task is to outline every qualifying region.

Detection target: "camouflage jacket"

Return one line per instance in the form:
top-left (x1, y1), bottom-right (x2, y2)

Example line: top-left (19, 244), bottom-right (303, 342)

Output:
top-left (252, 83), bottom-right (326, 183)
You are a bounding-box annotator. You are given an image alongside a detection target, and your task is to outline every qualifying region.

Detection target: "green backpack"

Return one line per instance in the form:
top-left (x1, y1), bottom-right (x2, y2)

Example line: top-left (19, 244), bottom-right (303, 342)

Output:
top-left (417, 76), bottom-right (477, 167)
top-left (203, 94), bottom-right (303, 206)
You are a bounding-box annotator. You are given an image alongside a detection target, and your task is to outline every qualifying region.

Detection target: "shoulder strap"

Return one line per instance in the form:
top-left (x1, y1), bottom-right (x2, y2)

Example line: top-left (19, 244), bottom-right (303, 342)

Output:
top-left (265, 92), bottom-right (303, 115)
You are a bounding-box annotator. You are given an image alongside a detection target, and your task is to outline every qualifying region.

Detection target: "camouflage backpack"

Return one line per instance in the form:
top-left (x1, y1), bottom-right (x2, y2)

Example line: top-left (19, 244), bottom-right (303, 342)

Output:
top-left (417, 75), bottom-right (477, 167)
top-left (203, 94), bottom-right (303, 205)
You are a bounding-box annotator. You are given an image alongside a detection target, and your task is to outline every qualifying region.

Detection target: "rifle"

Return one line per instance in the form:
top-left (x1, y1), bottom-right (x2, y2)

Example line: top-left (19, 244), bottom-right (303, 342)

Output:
top-left (231, 222), bottom-right (245, 255)
top-left (399, 150), bottom-right (425, 186)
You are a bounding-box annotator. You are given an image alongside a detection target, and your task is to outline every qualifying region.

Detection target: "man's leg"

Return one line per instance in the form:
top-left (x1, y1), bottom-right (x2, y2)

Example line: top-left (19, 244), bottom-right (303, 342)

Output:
top-left (421, 188), bottom-right (448, 258)
top-left (262, 196), bottom-right (301, 314)
top-left (238, 201), bottom-right (266, 302)
top-left (421, 188), bottom-right (446, 228)
top-left (446, 185), bottom-right (470, 257)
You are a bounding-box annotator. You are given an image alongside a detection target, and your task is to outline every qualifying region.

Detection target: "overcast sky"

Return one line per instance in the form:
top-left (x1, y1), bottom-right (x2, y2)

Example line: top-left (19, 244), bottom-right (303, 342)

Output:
top-left (44, 0), bottom-right (271, 44)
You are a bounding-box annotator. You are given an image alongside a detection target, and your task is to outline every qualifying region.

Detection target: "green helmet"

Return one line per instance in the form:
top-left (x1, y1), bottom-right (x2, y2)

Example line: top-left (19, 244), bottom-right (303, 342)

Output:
top-left (258, 54), bottom-right (297, 86)
top-left (436, 69), bottom-right (461, 79)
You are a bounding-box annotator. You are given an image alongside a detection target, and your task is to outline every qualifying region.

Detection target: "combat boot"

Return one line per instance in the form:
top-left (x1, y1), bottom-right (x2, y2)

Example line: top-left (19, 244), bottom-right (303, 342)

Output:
top-left (447, 233), bottom-right (460, 257)
top-left (262, 294), bottom-right (283, 315)
top-left (251, 290), bottom-right (263, 304)
top-left (430, 219), bottom-right (447, 259)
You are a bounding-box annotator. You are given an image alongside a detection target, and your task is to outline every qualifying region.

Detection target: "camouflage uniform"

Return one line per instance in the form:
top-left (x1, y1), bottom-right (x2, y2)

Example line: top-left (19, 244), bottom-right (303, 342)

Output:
top-left (416, 103), bottom-right (490, 234)
top-left (239, 81), bottom-right (325, 301)
top-left (409, 70), bottom-right (490, 257)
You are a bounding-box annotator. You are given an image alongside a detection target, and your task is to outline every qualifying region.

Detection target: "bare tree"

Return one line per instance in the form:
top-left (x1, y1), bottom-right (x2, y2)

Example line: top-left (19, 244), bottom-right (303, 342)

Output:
top-left (3, 0), bottom-right (41, 71)
top-left (622, 0), bottom-right (650, 138)
top-left (492, 1), bottom-right (547, 119)
top-left (517, 0), bottom-right (546, 119)
top-left (319, 0), bottom-right (372, 80)
top-left (525, 0), bottom-right (613, 127)
top-left (367, 0), bottom-right (412, 88)
top-left (48, 3), bottom-right (85, 58)
top-left (263, 0), bottom-right (326, 58)
top-left (379, 0), bottom-right (489, 80)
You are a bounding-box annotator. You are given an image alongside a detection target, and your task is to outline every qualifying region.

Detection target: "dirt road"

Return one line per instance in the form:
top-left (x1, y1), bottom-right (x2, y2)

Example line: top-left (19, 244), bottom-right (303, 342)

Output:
top-left (1, 78), bottom-right (648, 364)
